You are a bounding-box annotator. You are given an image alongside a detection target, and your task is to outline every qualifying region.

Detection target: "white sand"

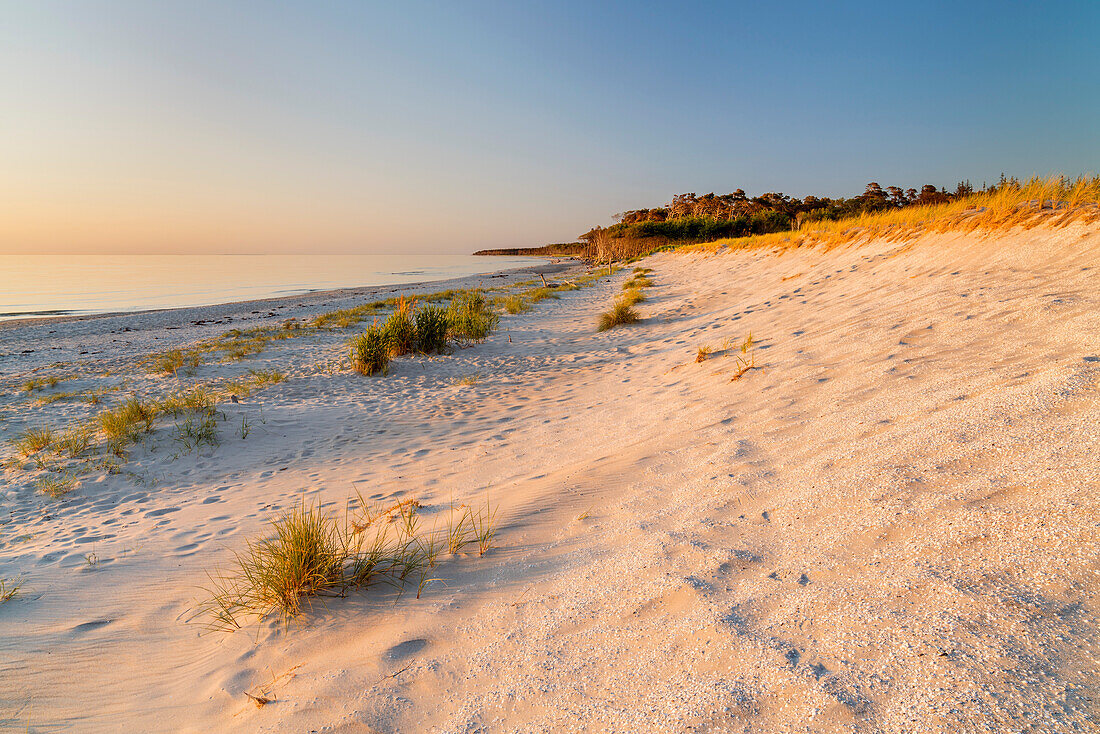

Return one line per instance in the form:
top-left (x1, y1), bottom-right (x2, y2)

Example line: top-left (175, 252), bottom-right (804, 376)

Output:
top-left (2, 225), bottom-right (1098, 732)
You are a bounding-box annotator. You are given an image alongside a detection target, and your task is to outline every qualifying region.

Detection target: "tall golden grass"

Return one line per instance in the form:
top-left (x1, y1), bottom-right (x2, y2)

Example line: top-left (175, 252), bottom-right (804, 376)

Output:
top-left (687, 175), bottom-right (1100, 254)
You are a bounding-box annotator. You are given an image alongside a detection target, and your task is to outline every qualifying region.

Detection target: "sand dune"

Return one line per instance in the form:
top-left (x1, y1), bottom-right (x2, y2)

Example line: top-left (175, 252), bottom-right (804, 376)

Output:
top-left (2, 223), bottom-right (1099, 732)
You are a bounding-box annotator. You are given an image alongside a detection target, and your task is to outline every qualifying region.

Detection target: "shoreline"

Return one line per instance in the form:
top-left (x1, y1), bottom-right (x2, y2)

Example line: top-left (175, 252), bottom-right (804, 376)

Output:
top-left (0, 257), bottom-right (571, 377)
top-left (0, 256), bottom-right (565, 330)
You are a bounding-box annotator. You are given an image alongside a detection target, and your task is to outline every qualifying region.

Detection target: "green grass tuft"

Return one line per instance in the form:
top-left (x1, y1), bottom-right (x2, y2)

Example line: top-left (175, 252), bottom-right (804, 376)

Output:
top-left (0, 577), bottom-right (24, 603)
top-left (15, 426), bottom-right (55, 456)
top-left (447, 290), bottom-right (499, 344)
top-left (350, 325), bottom-right (390, 376)
top-left (621, 287), bottom-right (646, 306)
top-left (196, 496), bottom-right (498, 631)
top-left (414, 304), bottom-right (449, 353)
top-left (597, 300), bottom-right (640, 332)
top-left (37, 473), bottom-right (77, 499)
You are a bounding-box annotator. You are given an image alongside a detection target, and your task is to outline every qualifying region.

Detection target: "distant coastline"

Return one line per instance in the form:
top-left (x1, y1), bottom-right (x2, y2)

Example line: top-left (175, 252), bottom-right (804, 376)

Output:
top-left (473, 242), bottom-right (587, 257)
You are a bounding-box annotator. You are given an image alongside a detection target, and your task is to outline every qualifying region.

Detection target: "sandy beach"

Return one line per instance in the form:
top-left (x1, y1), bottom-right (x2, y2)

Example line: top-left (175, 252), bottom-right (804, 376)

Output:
top-left (2, 223), bottom-right (1099, 732)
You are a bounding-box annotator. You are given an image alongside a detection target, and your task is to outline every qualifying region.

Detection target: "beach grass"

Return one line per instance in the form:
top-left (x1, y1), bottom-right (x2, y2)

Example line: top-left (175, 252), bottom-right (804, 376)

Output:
top-left (36, 473), bottom-right (77, 499)
top-left (503, 294), bottom-right (532, 314)
top-left (15, 426), bottom-right (55, 456)
top-left (56, 426), bottom-right (92, 458)
top-left (173, 413), bottom-right (220, 453)
top-left (382, 296), bottom-right (418, 357)
top-left (196, 496), bottom-right (498, 630)
top-left (621, 287), bottom-right (646, 306)
top-left (350, 325), bottom-right (390, 376)
top-left (22, 376), bottom-right (61, 393)
top-left (447, 290), bottom-right (499, 344)
top-left (414, 304), bottom-right (450, 353)
top-left (99, 396), bottom-right (157, 454)
top-left (598, 300), bottom-right (640, 332)
top-left (225, 368), bottom-right (286, 398)
top-left (0, 577), bottom-right (24, 603)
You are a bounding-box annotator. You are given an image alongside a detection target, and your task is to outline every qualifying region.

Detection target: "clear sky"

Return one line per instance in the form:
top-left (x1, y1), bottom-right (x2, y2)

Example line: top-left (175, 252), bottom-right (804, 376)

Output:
top-left (2, 1), bottom-right (1097, 254)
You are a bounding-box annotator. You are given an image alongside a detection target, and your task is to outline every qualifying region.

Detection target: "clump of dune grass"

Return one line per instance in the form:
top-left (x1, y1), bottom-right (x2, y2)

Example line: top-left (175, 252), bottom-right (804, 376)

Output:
top-left (696, 345), bottom-right (714, 363)
top-left (56, 426), bottom-right (92, 458)
top-left (200, 501), bottom-right (346, 628)
top-left (454, 373), bottom-right (480, 387)
top-left (154, 349), bottom-right (202, 376)
top-left (414, 304), bottom-right (449, 354)
top-left (225, 368), bottom-right (285, 398)
top-left (312, 303), bottom-right (376, 330)
top-left (502, 294), bottom-right (531, 314)
top-left (527, 286), bottom-right (560, 303)
top-left (36, 473), bottom-right (76, 499)
top-left (624, 274), bottom-right (654, 289)
top-left (196, 495), bottom-right (498, 631)
top-left (0, 577), bottom-right (24, 603)
top-left (350, 324), bottom-right (390, 376)
top-left (99, 396), bottom-right (158, 455)
top-left (158, 386), bottom-right (217, 417)
top-left (447, 290), bottom-right (499, 344)
top-left (173, 413), bottom-right (220, 453)
top-left (382, 296), bottom-right (418, 356)
top-left (730, 333), bottom-right (757, 380)
top-left (15, 426), bottom-right (55, 456)
top-left (621, 287), bottom-right (646, 306)
top-left (22, 376), bottom-right (61, 393)
top-left (36, 390), bottom-right (80, 405)
top-left (633, 266), bottom-right (653, 274)
top-left (597, 300), bottom-right (640, 332)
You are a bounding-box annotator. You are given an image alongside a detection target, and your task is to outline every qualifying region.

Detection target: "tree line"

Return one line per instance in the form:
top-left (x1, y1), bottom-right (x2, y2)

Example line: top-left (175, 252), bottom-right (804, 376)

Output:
top-left (580, 175), bottom-right (1022, 249)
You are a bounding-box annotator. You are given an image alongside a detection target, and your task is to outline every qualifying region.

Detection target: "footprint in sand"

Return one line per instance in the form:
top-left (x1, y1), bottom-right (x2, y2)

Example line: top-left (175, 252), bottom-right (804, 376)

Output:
top-left (386, 638), bottom-right (429, 660)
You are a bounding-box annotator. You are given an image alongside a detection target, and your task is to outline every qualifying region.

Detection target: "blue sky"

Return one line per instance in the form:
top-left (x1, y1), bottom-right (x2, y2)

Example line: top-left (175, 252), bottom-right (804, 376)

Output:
top-left (1, 1), bottom-right (1097, 253)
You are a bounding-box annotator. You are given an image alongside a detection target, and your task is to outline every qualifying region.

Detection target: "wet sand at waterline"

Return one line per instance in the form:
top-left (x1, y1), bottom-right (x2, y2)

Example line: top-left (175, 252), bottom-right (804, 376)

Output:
top-left (2, 224), bottom-right (1098, 732)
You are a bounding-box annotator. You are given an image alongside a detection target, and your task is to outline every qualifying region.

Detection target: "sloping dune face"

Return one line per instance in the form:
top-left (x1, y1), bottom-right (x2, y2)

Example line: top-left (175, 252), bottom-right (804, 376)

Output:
top-left (3, 223), bottom-right (1099, 732)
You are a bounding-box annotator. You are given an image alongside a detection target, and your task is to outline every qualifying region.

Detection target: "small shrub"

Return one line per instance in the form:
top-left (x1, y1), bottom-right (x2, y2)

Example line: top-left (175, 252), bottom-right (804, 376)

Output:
top-left (350, 326), bottom-right (390, 376)
top-left (414, 305), bottom-right (449, 353)
top-left (382, 297), bottom-right (417, 356)
top-left (597, 301), bottom-right (640, 332)
top-left (447, 290), bottom-right (499, 344)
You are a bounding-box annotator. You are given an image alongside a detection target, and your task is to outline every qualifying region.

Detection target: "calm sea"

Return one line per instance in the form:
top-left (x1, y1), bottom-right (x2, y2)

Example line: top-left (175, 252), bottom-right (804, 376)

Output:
top-left (0, 253), bottom-right (544, 321)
